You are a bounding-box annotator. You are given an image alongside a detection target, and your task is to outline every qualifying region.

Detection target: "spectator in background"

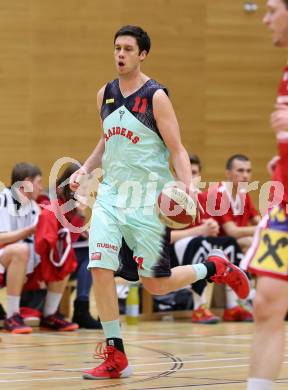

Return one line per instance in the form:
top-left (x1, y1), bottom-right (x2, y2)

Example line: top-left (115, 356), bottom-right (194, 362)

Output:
top-left (54, 164), bottom-right (101, 329)
top-left (199, 154), bottom-right (260, 321)
top-left (204, 154), bottom-right (260, 253)
top-left (171, 154), bottom-right (252, 323)
top-left (0, 162), bottom-right (78, 332)
top-left (0, 163), bottom-right (41, 333)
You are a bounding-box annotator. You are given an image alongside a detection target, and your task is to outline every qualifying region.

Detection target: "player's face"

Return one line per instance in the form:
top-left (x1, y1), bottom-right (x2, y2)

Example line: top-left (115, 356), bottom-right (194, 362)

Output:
top-left (114, 36), bottom-right (147, 76)
top-left (190, 163), bottom-right (200, 178)
top-left (226, 160), bottom-right (252, 185)
top-left (263, 0), bottom-right (288, 47)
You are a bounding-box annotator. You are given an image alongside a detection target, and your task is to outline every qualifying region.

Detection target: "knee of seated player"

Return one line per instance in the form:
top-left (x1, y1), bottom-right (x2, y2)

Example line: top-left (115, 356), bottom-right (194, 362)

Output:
top-left (1, 243), bottom-right (29, 268)
top-left (141, 277), bottom-right (170, 295)
top-left (15, 243), bottom-right (30, 260)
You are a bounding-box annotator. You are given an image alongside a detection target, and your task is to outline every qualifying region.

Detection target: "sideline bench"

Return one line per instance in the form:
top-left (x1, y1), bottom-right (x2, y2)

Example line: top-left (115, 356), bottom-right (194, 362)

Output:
top-left (59, 278), bottom-right (217, 320)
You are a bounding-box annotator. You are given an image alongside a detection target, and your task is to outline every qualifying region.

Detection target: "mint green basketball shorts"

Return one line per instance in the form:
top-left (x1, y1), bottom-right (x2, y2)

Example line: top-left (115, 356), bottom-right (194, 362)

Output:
top-left (88, 201), bottom-right (171, 278)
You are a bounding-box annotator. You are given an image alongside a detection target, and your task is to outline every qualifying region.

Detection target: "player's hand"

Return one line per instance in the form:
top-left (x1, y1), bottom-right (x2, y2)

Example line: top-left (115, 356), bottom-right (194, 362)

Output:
top-left (69, 166), bottom-right (88, 192)
top-left (80, 230), bottom-right (89, 240)
top-left (271, 104), bottom-right (288, 133)
top-left (188, 177), bottom-right (204, 223)
top-left (267, 155), bottom-right (280, 175)
top-left (202, 218), bottom-right (219, 237)
top-left (25, 224), bottom-right (36, 237)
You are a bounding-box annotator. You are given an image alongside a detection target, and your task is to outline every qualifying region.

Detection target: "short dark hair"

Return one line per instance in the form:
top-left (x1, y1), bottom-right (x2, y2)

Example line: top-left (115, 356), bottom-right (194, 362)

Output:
top-left (11, 162), bottom-right (42, 185)
top-left (284, 0), bottom-right (288, 9)
top-left (56, 163), bottom-right (80, 203)
top-left (189, 154), bottom-right (202, 171)
top-left (114, 25), bottom-right (151, 54)
top-left (226, 154), bottom-right (250, 170)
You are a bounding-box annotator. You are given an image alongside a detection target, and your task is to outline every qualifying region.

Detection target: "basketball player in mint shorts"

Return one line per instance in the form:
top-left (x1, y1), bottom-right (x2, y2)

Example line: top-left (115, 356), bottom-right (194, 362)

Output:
top-left (70, 25), bottom-right (249, 380)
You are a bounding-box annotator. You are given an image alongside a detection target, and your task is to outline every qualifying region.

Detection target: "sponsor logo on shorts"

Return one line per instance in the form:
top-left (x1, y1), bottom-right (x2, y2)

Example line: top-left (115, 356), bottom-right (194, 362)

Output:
top-left (91, 252), bottom-right (102, 260)
top-left (96, 243), bottom-right (118, 252)
top-left (106, 98), bottom-right (115, 104)
top-left (133, 255), bottom-right (144, 270)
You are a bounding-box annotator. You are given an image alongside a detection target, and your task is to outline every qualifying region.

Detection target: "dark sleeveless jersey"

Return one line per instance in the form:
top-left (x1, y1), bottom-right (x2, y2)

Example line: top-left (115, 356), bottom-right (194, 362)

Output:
top-left (101, 78), bottom-right (168, 139)
top-left (97, 78), bottom-right (174, 207)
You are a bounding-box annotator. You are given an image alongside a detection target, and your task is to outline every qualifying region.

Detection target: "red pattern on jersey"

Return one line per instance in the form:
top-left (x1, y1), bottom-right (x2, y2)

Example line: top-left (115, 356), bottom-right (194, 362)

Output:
top-left (24, 199), bottom-right (82, 290)
top-left (277, 66), bottom-right (288, 103)
top-left (201, 183), bottom-right (259, 235)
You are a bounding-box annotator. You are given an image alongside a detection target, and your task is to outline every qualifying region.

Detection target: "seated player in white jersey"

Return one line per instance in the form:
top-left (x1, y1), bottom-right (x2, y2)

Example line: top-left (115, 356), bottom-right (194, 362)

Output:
top-left (170, 154), bottom-right (252, 323)
top-left (0, 162), bottom-right (78, 333)
top-left (0, 163), bottom-right (42, 333)
top-left (70, 25), bottom-right (250, 380)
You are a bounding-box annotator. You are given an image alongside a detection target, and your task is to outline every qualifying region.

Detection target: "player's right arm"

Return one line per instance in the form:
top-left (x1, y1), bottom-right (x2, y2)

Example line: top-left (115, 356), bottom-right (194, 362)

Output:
top-left (221, 221), bottom-right (257, 239)
top-left (70, 85), bottom-right (106, 192)
top-left (0, 227), bottom-right (36, 246)
top-left (170, 218), bottom-right (219, 244)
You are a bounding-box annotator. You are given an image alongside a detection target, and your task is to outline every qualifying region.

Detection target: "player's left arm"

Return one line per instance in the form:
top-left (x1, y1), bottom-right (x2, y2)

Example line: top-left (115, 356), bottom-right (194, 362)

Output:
top-left (153, 89), bottom-right (194, 191)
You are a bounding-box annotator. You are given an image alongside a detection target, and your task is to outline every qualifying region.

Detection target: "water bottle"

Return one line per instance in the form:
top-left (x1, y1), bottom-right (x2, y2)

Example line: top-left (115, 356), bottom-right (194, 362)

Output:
top-left (126, 283), bottom-right (139, 325)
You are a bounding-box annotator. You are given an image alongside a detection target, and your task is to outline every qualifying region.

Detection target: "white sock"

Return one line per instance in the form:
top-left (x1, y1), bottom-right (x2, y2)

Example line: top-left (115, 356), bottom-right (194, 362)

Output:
top-left (7, 295), bottom-right (20, 318)
top-left (226, 285), bottom-right (239, 309)
top-left (43, 291), bottom-right (62, 317)
top-left (192, 263), bottom-right (208, 281)
top-left (247, 378), bottom-right (273, 390)
top-left (192, 291), bottom-right (207, 310)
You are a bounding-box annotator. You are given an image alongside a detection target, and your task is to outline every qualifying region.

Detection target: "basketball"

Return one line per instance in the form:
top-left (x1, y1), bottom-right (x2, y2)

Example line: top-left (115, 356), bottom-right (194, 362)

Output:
top-left (156, 184), bottom-right (197, 229)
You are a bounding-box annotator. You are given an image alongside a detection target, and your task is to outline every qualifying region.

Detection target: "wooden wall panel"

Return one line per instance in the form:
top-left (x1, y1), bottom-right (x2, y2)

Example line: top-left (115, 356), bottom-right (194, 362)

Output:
top-left (0, 0), bottom-right (285, 207)
top-left (29, 0), bottom-right (122, 174)
top-left (205, 0), bottom-right (283, 185)
top-left (118, 0), bottom-right (206, 155)
top-left (0, 1), bottom-right (31, 183)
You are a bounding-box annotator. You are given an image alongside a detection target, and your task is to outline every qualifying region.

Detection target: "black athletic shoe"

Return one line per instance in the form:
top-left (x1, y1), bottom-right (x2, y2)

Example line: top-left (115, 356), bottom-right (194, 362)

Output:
top-left (73, 300), bottom-right (102, 329)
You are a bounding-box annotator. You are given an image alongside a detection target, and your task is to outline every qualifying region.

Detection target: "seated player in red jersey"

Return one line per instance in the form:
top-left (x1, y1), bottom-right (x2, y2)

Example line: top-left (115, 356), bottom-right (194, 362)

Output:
top-left (36, 164), bottom-right (101, 329)
top-left (201, 154), bottom-right (261, 254)
top-left (24, 164), bottom-right (91, 331)
top-left (199, 155), bottom-right (261, 321)
top-left (170, 155), bottom-right (253, 323)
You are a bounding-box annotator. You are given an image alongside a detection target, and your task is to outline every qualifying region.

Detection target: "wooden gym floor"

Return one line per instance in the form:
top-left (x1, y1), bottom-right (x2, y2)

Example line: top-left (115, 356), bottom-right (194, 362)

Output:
top-left (0, 321), bottom-right (288, 390)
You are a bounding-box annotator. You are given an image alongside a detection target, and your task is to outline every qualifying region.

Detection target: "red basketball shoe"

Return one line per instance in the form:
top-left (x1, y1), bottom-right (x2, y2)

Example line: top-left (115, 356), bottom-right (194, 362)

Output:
top-left (207, 249), bottom-right (250, 300)
top-left (223, 305), bottom-right (253, 322)
top-left (192, 305), bottom-right (220, 324)
top-left (83, 343), bottom-right (133, 380)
